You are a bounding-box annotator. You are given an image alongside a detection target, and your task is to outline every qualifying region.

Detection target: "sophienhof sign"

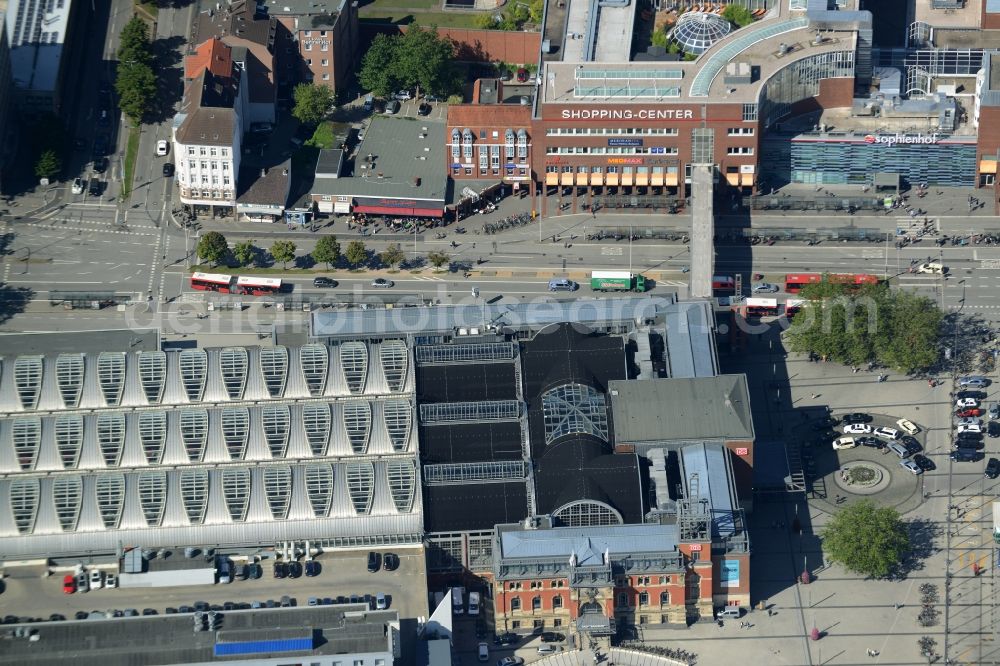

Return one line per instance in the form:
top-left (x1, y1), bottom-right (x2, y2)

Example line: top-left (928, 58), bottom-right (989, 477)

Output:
top-left (863, 133), bottom-right (940, 147)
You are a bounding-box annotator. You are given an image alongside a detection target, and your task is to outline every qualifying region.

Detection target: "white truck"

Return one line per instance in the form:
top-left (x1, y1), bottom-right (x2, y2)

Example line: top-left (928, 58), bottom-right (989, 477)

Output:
top-left (468, 591), bottom-right (480, 616)
top-left (994, 501), bottom-right (1000, 544)
top-left (451, 586), bottom-right (465, 615)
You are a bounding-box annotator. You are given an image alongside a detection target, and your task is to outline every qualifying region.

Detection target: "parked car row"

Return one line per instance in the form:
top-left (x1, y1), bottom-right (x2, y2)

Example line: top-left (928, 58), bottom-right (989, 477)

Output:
top-left (367, 551), bottom-right (400, 572)
top-left (952, 378), bottom-right (994, 465)
top-left (832, 412), bottom-right (930, 475)
top-left (63, 569), bottom-right (117, 594)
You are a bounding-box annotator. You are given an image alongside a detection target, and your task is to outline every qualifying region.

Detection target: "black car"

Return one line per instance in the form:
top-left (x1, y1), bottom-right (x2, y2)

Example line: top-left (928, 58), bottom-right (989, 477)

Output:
top-left (810, 417), bottom-right (839, 431)
top-left (989, 422), bottom-right (1000, 438)
top-left (956, 439), bottom-right (985, 450)
top-left (165, 607), bottom-right (178, 614)
top-left (93, 135), bottom-right (109, 157)
top-left (417, 102), bottom-right (432, 116)
top-left (193, 601), bottom-right (209, 612)
top-left (163, 162), bottom-right (175, 177)
top-left (288, 561), bottom-right (303, 578)
top-left (913, 454), bottom-right (935, 471)
top-left (223, 601), bottom-right (237, 610)
top-left (952, 448), bottom-right (983, 462)
top-left (305, 560), bottom-right (320, 577)
top-left (901, 436), bottom-right (921, 455)
top-left (313, 277), bottom-right (337, 288)
top-left (273, 562), bottom-right (288, 579)
top-left (73, 611), bottom-right (88, 621)
top-left (856, 436), bottom-right (882, 448)
top-left (367, 551), bottom-right (381, 573)
top-left (88, 178), bottom-right (103, 196)
top-left (49, 614), bottom-right (66, 622)
top-left (958, 390), bottom-right (988, 401)
top-left (93, 156), bottom-right (108, 173)
top-left (494, 632), bottom-right (519, 646)
top-left (383, 552), bottom-right (399, 571)
top-left (142, 608), bottom-right (157, 616)
top-left (987, 457), bottom-right (1000, 479)
top-left (541, 632), bottom-right (566, 643)
top-left (956, 432), bottom-right (984, 444)
top-left (841, 413), bottom-right (872, 424)
top-left (249, 563), bottom-right (262, 579)
top-left (475, 619), bottom-right (488, 639)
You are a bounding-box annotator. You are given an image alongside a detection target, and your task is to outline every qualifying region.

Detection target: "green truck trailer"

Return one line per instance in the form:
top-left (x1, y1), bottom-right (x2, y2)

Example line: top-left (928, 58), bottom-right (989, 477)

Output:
top-left (590, 271), bottom-right (646, 292)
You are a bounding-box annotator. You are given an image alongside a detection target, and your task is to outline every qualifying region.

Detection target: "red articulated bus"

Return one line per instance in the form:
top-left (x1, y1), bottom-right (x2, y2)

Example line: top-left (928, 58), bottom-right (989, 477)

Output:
top-left (784, 273), bottom-right (880, 294)
top-left (712, 275), bottom-right (736, 293)
top-left (190, 272), bottom-right (236, 293)
top-left (235, 276), bottom-right (282, 296)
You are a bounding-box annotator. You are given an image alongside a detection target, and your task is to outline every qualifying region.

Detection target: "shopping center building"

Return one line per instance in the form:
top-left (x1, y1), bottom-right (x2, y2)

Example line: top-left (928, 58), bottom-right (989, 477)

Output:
top-left (446, 0), bottom-right (1000, 211)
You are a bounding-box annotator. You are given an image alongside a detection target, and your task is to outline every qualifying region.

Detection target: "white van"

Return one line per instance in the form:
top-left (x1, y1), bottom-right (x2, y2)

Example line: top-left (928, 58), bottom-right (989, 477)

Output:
top-left (451, 587), bottom-right (464, 615)
top-left (468, 591), bottom-right (480, 616)
top-left (718, 606), bottom-right (743, 619)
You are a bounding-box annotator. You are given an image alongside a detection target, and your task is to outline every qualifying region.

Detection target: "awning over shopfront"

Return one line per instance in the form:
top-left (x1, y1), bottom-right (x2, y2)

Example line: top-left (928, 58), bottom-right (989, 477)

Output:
top-left (621, 173), bottom-right (634, 186)
top-left (560, 172), bottom-right (574, 186)
top-left (606, 172), bottom-right (620, 186)
top-left (664, 173), bottom-right (679, 187)
top-left (546, 173), bottom-right (559, 186)
top-left (353, 205), bottom-right (443, 217)
top-left (725, 173), bottom-right (741, 186)
top-left (590, 173), bottom-right (604, 186)
top-left (650, 173), bottom-right (665, 186)
top-left (576, 172), bottom-right (588, 186)
top-left (980, 160), bottom-right (997, 174)
top-left (740, 173), bottom-right (754, 187)
top-left (635, 173), bottom-right (649, 187)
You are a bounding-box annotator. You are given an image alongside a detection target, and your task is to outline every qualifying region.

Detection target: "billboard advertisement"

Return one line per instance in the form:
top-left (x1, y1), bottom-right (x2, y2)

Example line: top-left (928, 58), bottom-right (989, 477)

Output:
top-left (721, 560), bottom-right (740, 588)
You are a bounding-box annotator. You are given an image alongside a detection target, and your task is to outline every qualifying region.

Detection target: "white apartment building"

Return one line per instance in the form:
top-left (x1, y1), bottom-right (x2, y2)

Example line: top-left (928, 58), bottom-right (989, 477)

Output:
top-left (172, 39), bottom-right (247, 213)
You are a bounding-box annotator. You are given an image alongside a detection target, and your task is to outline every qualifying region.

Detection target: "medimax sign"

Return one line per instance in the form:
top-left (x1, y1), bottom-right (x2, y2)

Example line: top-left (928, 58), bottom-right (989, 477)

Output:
top-left (560, 109), bottom-right (695, 120)
top-left (863, 133), bottom-right (940, 147)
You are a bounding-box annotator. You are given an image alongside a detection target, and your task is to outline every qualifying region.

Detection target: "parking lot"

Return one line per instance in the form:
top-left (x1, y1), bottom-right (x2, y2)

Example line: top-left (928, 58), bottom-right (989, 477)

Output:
top-left (0, 547), bottom-right (428, 622)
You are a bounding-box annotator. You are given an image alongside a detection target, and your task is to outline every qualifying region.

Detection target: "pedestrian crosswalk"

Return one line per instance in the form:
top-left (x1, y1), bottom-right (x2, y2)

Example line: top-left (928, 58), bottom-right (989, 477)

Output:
top-left (410, 276), bottom-right (446, 281)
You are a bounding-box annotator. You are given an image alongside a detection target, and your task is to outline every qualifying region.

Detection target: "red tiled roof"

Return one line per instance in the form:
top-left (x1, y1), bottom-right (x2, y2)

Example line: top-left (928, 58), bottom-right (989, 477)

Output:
top-left (447, 104), bottom-right (533, 128)
top-left (184, 39), bottom-right (233, 80)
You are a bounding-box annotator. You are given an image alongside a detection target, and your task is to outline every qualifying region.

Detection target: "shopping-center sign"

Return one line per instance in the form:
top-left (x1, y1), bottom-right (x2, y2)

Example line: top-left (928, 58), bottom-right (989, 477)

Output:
top-left (863, 133), bottom-right (940, 147)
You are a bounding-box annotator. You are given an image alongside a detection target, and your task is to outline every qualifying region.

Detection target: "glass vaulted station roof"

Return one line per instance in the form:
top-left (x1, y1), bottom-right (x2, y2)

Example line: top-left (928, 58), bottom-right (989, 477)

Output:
top-left (671, 12), bottom-right (733, 56)
top-left (0, 341), bottom-right (421, 558)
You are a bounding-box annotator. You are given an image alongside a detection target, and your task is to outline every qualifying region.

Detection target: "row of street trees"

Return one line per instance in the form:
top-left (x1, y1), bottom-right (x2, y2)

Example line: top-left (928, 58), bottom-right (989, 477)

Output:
top-left (358, 26), bottom-right (460, 100)
top-left (784, 279), bottom-right (942, 374)
top-left (116, 16), bottom-right (157, 125)
top-left (195, 232), bottom-right (451, 270)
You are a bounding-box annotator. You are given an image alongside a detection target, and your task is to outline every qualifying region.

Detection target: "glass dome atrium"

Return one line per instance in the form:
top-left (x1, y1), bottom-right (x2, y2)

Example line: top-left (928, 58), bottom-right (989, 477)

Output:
top-left (671, 11), bottom-right (733, 55)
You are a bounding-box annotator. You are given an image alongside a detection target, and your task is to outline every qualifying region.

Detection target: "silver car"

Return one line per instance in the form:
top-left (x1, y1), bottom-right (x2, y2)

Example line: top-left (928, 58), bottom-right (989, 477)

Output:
top-left (371, 278), bottom-right (394, 288)
top-left (959, 376), bottom-right (990, 388)
top-left (751, 282), bottom-right (779, 293)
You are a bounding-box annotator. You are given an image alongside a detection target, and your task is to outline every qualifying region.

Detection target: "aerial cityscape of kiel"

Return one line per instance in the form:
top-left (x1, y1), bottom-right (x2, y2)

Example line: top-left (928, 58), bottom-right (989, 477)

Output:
top-left (5, 0), bottom-right (1000, 662)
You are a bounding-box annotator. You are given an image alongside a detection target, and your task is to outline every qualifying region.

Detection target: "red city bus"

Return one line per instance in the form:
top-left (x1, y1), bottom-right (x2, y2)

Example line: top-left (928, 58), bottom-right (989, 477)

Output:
top-left (784, 273), bottom-right (823, 293)
top-left (742, 297), bottom-right (780, 317)
top-left (712, 275), bottom-right (736, 292)
top-left (783, 298), bottom-right (805, 318)
top-left (784, 273), bottom-right (880, 293)
top-left (190, 272), bottom-right (235, 293)
top-left (236, 276), bottom-right (282, 296)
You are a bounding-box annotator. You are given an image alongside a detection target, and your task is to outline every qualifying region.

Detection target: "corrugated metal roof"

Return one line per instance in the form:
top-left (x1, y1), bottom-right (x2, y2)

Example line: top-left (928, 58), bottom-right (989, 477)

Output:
top-left (312, 295), bottom-right (677, 338)
top-left (664, 300), bottom-right (717, 378)
top-left (680, 442), bottom-right (735, 537)
top-left (608, 375), bottom-right (754, 444)
top-left (498, 523), bottom-right (678, 561)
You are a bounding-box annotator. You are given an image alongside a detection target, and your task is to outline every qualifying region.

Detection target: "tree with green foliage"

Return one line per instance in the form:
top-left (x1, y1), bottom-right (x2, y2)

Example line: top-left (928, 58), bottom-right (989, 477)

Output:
top-left (821, 500), bottom-right (910, 578)
top-left (358, 33), bottom-right (400, 99)
top-left (292, 83), bottom-right (334, 127)
top-left (427, 251), bottom-right (450, 269)
top-left (784, 278), bottom-right (942, 374)
top-left (115, 16), bottom-right (157, 125)
top-left (233, 240), bottom-right (258, 267)
top-left (116, 62), bottom-right (157, 125)
top-left (34, 150), bottom-right (61, 181)
top-left (721, 4), bottom-right (755, 27)
top-left (197, 231), bottom-right (229, 266)
top-left (529, 0), bottom-right (544, 23)
top-left (313, 235), bottom-right (341, 269)
top-left (345, 240), bottom-right (368, 268)
top-left (358, 27), bottom-right (458, 99)
top-left (117, 16), bottom-right (153, 66)
top-left (269, 240), bottom-right (296, 269)
top-left (379, 243), bottom-right (405, 269)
